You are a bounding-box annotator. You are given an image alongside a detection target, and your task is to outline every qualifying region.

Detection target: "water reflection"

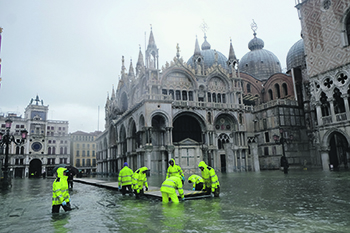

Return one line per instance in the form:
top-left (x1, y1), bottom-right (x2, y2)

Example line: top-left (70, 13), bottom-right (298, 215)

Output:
top-left (1, 170), bottom-right (350, 232)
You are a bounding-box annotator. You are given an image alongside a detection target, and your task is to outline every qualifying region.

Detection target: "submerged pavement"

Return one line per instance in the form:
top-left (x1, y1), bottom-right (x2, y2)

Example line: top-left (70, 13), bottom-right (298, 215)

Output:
top-left (1, 170), bottom-right (350, 232)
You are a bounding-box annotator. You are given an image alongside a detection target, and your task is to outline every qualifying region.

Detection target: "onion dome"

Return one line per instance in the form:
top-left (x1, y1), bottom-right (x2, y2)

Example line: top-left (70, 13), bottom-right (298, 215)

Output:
top-left (286, 39), bottom-right (305, 72)
top-left (239, 34), bottom-right (281, 81)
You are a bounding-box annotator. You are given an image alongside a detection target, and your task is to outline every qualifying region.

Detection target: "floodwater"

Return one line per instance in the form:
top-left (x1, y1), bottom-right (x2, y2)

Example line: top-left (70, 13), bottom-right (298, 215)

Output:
top-left (1, 170), bottom-right (350, 233)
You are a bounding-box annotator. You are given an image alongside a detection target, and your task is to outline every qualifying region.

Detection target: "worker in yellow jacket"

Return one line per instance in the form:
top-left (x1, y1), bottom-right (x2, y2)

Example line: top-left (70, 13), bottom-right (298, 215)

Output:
top-left (118, 162), bottom-right (134, 196)
top-left (198, 161), bottom-right (220, 197)
top-left (132, 167), bottom-right (149, 199)
top-left (52, 167), bottom-right (72, 213)
top-left (188, 174), bottom-right (205, 191)
top-left (160, 176), bottom-right (185, 203)
top-left (166, 158), bottom-right (185, 184)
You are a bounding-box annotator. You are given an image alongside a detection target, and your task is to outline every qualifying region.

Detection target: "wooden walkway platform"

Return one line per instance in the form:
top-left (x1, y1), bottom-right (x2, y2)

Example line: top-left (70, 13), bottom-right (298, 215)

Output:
top-left (74, 178), bottom-right (211, 200)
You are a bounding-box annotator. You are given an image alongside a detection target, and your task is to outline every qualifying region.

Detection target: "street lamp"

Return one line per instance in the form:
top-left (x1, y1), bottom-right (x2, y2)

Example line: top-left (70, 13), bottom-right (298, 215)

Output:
top-left (0, 118), bottom-right (28, 188)
top-left (273, 128), bottom-right (294, 156)
top-left (273, 128), bottom-right (293, 173)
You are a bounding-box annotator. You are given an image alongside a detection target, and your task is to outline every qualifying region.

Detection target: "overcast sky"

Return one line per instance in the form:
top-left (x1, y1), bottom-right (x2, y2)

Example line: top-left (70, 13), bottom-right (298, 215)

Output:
top-left (0, 0), bottom-right (302, 133)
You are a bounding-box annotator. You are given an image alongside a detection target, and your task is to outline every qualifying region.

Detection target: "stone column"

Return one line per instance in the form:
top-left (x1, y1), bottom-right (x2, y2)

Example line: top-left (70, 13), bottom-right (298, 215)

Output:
top-left (315, 103), bottom-right (323, 126)
top-left (320, 148), bottom-right (330, 170)
top-left (342, 94), bottom-right (350, 119)
top-left (328, 97), bottom-right (336, 122)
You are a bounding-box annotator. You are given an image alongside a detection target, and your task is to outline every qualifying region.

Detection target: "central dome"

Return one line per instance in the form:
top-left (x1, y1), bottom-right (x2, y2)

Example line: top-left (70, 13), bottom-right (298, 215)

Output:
top-left (187, 35), bottom-right (228, 70)
top-left (239, 35), bottom-right (281, 81)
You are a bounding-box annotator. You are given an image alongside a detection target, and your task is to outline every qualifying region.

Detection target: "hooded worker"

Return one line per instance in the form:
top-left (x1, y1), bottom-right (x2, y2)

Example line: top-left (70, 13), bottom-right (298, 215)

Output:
top-left (160, 176), bottom-right (185, 203)
top-left (188, 174), bottom-right (205, 191)
top-left (198, 161), bottom-right (220, 197)
top-left (118, 162), bottom-right (134, 196)
top-left (132, 167), bottom-right (149, 199)
top-left (166, 158), bottom-right (185, 183)
top-left (52, 167), bottom-right (72, 213)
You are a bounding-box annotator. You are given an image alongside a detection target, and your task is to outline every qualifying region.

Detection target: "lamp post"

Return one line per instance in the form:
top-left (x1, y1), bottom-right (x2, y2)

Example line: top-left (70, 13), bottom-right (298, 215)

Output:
top-left (273, 128), bottom-right (293, 173)
top-left (0, 118), bottom-right (28, 188)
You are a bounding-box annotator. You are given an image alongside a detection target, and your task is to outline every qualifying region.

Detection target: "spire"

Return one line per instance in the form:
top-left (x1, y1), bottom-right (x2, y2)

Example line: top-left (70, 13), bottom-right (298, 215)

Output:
top-left (111, 85), bottom-right (115, 100)
top-left (121, 56), bottom-right (126, 75)
top-left (147, 25), bottom-right (156, 50)
top-left (228, 38), bottom-right (236, 60)
top-left (136, 45), bottom-right (144, 67)
top-left (194, 35), bottom-right (201, 55)
top-left (128, 59), bottom-right (134, 77)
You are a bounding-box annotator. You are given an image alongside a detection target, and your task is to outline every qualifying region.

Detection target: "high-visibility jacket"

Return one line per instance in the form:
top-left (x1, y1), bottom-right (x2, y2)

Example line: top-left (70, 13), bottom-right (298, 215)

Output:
top-left (160, 176), bottom-right (184, 199)
top-left (132, 167), bottom-right (149, 193)
top-left (198, 161), bottom-right (220, 192)
top-left (118, 166), bottom-right (133, 186)
top-left (52, 167), bottom-right (70, 206)
top-left (166, 158), bottom-right (184, 179)
top-left (188, 174), bottom-right (204, 189)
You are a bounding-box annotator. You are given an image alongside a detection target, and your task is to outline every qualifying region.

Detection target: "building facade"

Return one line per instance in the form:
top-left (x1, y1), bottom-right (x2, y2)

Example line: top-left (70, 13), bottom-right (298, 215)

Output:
top-left (294, 0), bottom-right (350, 170)
top-left (0, 95), bottom-right (70, 177)
top-left (70, 130), bottom-right (101, 174)
top-left (96, 1), bottom-right (350, 175)
top-left (96, 25), bottom-right (308, 175)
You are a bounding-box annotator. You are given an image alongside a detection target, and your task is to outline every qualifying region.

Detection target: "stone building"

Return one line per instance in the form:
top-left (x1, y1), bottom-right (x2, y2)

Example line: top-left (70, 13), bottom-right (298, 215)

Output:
top-left (0, 95), bottom-right (70, 177)
top-left (294, 0), bottom-right (350, 170)
top-left (95, 20), bottom-right (312, 175)
top-left (70, 130), bottom-right (101, 174)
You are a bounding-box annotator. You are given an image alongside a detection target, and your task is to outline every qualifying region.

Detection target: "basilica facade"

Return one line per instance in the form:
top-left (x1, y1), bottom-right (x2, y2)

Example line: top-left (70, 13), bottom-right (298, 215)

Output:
top-left (96, 0), bottom-right (350, 175)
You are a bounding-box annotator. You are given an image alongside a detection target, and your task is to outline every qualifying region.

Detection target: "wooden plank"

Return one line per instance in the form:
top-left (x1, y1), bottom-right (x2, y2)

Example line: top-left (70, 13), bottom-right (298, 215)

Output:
top-left (74, 178), bottom-right (211, 200)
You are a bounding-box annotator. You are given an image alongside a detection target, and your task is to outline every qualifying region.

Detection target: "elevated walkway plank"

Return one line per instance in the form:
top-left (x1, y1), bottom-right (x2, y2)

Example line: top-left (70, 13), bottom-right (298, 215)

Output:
top-left (74, 178), bottom-right (211, 200)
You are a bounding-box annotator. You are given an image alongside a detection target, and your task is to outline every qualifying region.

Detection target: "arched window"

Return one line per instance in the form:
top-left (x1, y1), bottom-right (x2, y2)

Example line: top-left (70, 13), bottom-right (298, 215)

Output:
top-left (52, 147), bottom-right (56, 155)
top-left (182, 91), bottom-right (187, 101)
top-left (320, 92), bottom-right (330, 116)
top-left (16, 146), bottom-right (20, 154)
top-left (333, 88), bottom-right (345, 113)
top-left (212, 93), bottom-right (216, 103)
top-left (268, 89), bottom-right (273, 100)
top-left (207, 93), bottom-right (211, 102)
top-left (275, 83), bottom-right (281, 98)
top-left (247, 83), bottom-right (251, 93)
top-left (189, 91), bottom-right (193, 101)
top-left (282, 83), bottom-right (288, 96)
top-left (175, 90), bottom-right (181, 100)
top-left (21, 146), bottom-right (24, 155)
top-left (217, 93), bottom-right (221, 103)
top-left (48, 147), bottom-right (51, 155)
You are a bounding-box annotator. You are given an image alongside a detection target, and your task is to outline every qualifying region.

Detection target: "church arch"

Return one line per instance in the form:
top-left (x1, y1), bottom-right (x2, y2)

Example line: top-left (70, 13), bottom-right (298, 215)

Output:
top-left (29, 159), bottom-right (42, 178)
top-left (322, 129), bottom-right (350, 169)
top-left (172, 112), bottom-right (206, 143)
top-left (119, 125), bottom-right (127, 156)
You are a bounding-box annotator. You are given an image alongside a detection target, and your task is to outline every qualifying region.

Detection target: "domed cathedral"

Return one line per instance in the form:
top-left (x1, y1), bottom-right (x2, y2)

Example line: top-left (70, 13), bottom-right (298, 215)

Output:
top-left (97, 26), bottom-right (255, 175)
top-left (294, 0), bottom-right (350, 171)
top-left (96, 18), bottom-right (318, 175)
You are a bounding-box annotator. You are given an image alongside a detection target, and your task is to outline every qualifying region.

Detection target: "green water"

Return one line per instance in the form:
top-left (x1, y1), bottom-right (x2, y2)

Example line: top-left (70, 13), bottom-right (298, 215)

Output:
top-left (1, 170), bottom-right (350, 232)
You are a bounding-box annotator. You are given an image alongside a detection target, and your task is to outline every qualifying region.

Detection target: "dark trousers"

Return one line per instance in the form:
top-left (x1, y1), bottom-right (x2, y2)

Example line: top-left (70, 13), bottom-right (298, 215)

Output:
top-left (52, 202), bottom-right (72, 213)
top-left (121, 185), bottom-right (133, 196)
top-left (68, 180), bottom-right (73, 189)
top-left (204, 186), bottom-right (220, 197)
top-left (134, 189), bottom-right (144, 199)
top-left (195, 183), bottom-right (204, 191)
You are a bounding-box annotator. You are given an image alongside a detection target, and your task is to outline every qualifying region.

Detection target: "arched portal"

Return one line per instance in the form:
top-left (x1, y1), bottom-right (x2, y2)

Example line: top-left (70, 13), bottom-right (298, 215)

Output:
top-left (29, 159), bottom-right (42, 178)
top-left (329, 132), bottom-right (349, 169)
top-left (173, 115), bottom-right (202, 143)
